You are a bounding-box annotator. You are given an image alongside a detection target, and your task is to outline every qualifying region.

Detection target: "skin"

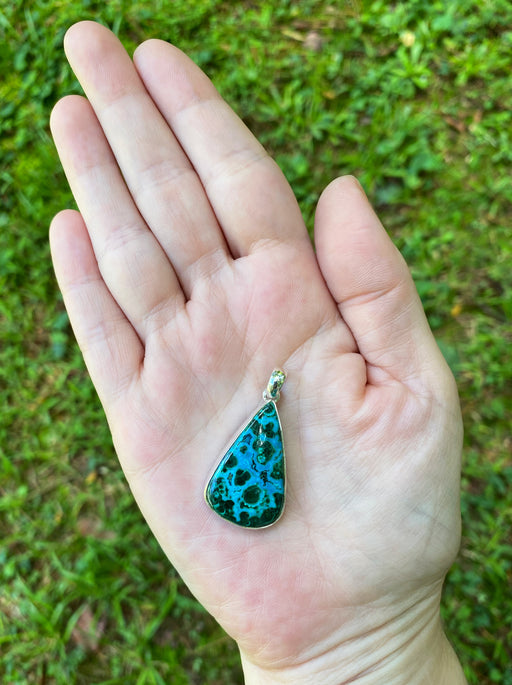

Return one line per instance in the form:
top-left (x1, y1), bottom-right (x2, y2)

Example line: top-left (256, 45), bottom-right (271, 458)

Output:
top-left (50, 21), bottom-right (466, 684)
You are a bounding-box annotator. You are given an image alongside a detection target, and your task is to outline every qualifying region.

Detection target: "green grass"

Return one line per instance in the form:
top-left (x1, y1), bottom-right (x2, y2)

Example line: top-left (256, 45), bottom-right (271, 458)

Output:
top-left (1, 0), bottom-right (511, 682)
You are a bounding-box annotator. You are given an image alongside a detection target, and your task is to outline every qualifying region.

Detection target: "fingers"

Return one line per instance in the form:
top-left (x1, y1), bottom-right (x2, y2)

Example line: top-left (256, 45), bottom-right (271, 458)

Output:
top-left (133, 38), bottom-right (310, 257)
top-left (50, 95), bottom-right (186, 341)
top-left (314, 176), bottom-right (449, 386)
top-left (63, 21), bottom-right (230, 297)
top-left (49, 209), bottom-right (142, 404)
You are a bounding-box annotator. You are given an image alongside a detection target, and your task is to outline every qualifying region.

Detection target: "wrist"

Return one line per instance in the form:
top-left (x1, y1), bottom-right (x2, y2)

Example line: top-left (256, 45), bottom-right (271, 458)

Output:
top-left (239, 588), bottom-right (467, 685)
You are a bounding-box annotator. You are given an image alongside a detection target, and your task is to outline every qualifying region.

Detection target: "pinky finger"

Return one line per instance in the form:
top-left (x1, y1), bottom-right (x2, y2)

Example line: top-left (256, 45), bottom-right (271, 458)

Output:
top-left (50, 209), bottom-right (143, 406)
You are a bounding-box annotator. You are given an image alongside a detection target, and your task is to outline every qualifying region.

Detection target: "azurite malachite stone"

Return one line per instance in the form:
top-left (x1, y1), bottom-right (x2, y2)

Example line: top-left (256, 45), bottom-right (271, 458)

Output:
top-left (205, 401), bottom-right (285, 528)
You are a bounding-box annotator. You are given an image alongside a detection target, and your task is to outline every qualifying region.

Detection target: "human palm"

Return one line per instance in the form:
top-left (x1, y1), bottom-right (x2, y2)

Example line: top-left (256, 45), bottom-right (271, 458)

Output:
top-left (50, 22), bottom-right (463, 682)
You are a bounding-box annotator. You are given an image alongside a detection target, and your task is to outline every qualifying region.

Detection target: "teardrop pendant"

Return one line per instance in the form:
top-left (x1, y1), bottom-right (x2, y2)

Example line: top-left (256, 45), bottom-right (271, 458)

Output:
top-left (205, 370), bottom-right (286, 528)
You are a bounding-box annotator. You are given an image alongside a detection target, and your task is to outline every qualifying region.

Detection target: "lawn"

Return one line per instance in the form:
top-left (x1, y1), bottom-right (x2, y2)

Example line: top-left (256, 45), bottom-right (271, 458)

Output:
top-left (1, 0), bottom-right (511, 683)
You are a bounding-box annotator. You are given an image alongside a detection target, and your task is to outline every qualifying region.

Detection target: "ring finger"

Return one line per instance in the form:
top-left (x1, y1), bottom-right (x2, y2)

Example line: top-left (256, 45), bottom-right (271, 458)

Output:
top-left (50, 94), bottom-right (184, 340)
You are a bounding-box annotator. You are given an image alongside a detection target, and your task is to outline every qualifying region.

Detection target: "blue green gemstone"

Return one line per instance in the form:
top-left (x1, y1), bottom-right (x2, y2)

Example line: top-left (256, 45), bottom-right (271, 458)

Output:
top-left (205, 401), bottom-right (285, 528)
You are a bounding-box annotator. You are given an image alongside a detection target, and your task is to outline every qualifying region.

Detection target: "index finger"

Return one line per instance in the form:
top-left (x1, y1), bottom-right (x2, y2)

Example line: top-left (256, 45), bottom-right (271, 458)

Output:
top-left (133, 38), bottom-right (312, 258)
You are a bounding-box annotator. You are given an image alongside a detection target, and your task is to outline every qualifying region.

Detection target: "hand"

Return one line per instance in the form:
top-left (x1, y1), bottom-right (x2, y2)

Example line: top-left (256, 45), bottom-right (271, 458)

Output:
top-left (50, 21), bottom-right (465, 684)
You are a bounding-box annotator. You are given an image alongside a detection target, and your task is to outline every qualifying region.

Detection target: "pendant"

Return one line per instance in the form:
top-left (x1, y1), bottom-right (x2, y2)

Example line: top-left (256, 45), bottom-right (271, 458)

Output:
top-left (205, 369), bottom-right (286, 529)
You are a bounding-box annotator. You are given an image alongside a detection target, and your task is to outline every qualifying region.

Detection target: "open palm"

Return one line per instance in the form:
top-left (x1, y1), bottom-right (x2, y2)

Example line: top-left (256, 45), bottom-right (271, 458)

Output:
top-left (50, 22), bottom-right (463, 682)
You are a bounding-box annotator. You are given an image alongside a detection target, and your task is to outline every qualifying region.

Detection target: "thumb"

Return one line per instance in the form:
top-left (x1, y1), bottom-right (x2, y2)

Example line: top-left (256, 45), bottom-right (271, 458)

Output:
top-left (314, 176), bottom-right (448, 388)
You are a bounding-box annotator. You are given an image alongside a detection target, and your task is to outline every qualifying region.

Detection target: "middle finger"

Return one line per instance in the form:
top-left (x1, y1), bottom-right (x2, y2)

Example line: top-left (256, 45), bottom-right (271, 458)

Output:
top-left (63, 21), bottom-right (230, 297)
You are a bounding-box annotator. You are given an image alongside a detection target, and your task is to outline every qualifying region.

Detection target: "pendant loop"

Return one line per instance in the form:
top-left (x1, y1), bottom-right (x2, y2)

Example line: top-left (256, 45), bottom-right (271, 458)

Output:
top-left (263, 368), bottom-right (286, 402)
